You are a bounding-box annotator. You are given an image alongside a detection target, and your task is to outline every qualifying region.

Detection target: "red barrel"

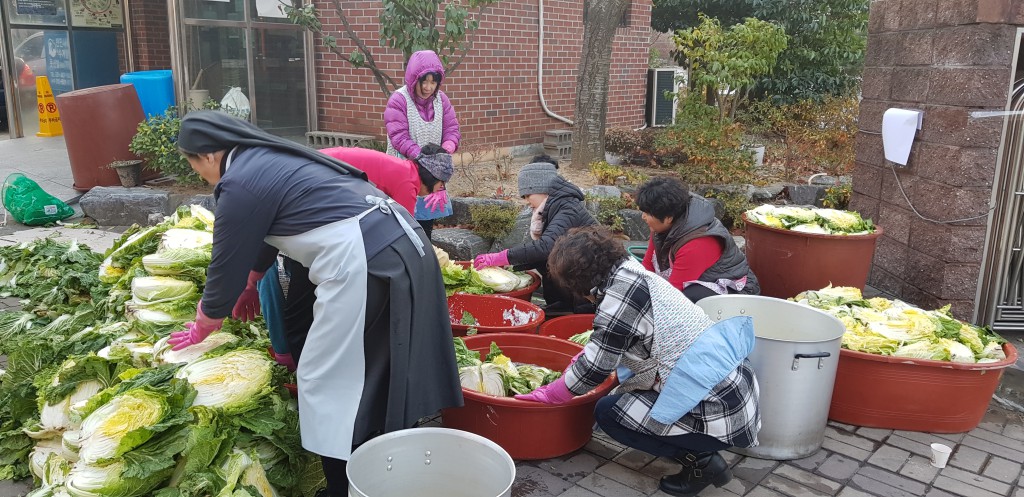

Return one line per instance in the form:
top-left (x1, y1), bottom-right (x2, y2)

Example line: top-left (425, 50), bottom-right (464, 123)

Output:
top-left (56, 84), bottom-right (147, 191)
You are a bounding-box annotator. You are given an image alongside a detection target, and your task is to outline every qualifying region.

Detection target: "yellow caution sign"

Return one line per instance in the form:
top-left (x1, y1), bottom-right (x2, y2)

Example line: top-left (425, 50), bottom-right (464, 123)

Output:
top-left (36, 76), bottom-right (63, 137)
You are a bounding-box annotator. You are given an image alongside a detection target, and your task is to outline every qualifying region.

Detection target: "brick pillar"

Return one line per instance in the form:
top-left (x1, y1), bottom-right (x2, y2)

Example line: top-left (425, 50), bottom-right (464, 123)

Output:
top-left (852, 0), bottom-right (1016, 319)
top-left (128, 0), bottom-right (172, 71)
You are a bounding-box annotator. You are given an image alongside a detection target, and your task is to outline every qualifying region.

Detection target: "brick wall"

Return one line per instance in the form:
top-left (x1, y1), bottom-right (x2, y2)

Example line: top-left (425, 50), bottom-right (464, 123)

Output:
top-left (312, 0), bottom-right (652, 150)
top-left (851, 0), bottom-right (1016, 319)
top-left (128, 0), bottom-right (172, 71)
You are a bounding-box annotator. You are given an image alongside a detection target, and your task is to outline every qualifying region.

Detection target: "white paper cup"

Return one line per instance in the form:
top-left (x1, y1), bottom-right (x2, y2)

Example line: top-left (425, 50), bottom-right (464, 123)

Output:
top-left (930, 443), bottom-right (952, 468)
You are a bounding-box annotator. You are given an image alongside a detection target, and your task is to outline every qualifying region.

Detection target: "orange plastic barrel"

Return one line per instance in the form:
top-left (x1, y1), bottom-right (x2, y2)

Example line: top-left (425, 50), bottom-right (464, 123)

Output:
top-left (448, 293), bottom-right (544, 336)
top-left (442, 333), bottom-right (616, 459)
top-left (538, 314), bottom-right (595, 341)
top-left (742, 213), bottom-right (884, 299)
top-left (828, 344), bottom-right (1018, 432)
top-left (55, 84), bottom-right (149, 191)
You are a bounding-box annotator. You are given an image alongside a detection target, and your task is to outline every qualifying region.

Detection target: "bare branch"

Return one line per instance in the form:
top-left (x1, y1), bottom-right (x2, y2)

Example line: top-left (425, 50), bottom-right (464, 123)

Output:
top-left (325, 0), bottom-right (400, 95)
top-left (445, 5), bottom-right (489, 76)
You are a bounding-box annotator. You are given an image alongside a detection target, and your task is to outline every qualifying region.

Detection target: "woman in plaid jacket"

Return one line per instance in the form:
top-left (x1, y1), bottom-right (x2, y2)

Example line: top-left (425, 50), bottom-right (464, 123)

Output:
top-left (516, 226), bottom-right (761, 497)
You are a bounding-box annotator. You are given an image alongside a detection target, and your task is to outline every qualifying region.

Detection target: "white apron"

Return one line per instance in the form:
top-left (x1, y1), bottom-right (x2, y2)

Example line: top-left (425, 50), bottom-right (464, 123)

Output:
top-left (264, 196), bottom-right (423, 460)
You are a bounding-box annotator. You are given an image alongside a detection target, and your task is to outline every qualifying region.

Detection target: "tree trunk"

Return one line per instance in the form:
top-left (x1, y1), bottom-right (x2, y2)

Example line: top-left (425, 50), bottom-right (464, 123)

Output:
top-left (570, 0), bottom-right (630, 169)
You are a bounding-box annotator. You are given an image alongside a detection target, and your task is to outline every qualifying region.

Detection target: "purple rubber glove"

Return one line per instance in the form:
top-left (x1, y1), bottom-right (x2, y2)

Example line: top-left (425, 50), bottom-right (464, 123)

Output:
top-left (442, 141), bottom-right (457, 154)
top-left (274, 352), bottom-right (297, 372)
top-left (514, 377), bottom-right (574, 404)
top-left (473, 249), bottom-right (509, 269)
top-left (567, 350), bottom-right (584, 372)
top-left (167, 303), bottom-right (225, 351)
top-left (232, 270), bottom-right (265, 322)
top-left (424, 189), bottom-right (449, 213)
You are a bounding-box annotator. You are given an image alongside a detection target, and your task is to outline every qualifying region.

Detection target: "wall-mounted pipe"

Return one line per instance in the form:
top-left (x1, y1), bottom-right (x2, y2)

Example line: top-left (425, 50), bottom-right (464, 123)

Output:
top-left (538, 0), bottom-right (573, 125)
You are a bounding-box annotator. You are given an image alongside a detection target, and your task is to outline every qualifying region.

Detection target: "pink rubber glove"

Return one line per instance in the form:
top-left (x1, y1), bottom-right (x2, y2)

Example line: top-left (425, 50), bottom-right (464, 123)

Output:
top-left (568, 350), bottom-right (584, 372)
top-left (473, 249), bottom-right (509, 269)
top-left (167, 303), bottom-right (225, 351)
top-left (442, 141), bottom-right (457, 154)
top-left (274, 352), bottom-right (297, 372)
top-left (514, 377), bottom-right (574, 404)
top-left (232, 270), bottom-right (265, 322)
top-left (424, 189), bottom-right (449, 213)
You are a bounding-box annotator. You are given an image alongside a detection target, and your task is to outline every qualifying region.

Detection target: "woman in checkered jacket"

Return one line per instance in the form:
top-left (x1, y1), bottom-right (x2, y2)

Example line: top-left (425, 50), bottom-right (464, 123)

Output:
top-left (515, 226), bottom-right (761, 497)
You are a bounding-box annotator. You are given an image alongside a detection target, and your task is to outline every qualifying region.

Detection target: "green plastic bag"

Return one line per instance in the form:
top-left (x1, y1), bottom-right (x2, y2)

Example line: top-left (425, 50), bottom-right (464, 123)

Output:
top-left (2, 173), bottom-right (75, 226)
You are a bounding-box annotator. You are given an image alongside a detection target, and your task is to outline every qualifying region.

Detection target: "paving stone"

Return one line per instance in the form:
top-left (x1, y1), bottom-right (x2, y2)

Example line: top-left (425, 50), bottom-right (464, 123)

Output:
top-left (947, 444), bottom-right (988, 472)
top-left (893, 430), bottom-right (951, 447)
top-left (822, 438), bottom-right (872, 461)
top-left (939, 465), bottom-right (1013, 495)
top-left (898, 455), bottom-right (940, 484)
top-left (856, 466), bottom-right (927, 495)
top-left (0, 479), bottom-right (31, 497)
top-left (932, 432), bottom-right (967, 444)
top-left (961, 434), bottom-right (1024, 462)
top-left (732, 456), bottom-right (780, 484)
top-left (868, 445), bottom-right (911, 472)
top-left (886, 435), bottom-right (933, 458)
top-left (924, 489), bottom-right (958, 497)
top-left (576, 473), bottom-right (646, 497)
top-left (982, 456), bottom-right (1021, 483)
top-left (555, 486), bottom-right (602, 497)
top-left (689, 487), bottom-right (743, 497)
top-left (1004, 422), bottom-right (1024, 442)
top-left (722, 450), bottom-right (744, 466)
top-left (826, 427), bottom-right (878, 451)
top-left (535, 452), bottom-right (605, 483)
top-left (773, 464), bottom-right (843, 494)
top-left (638, 457), bottom-right (680, 480)
top-left (745, 487), bottom-right (789, 497)
top-left (611, 448), bottom-right (657, 471)
top-left (827, 421), bottom-right (859, 432)
top-left (1013, 488), bottom-right (1024, 497)
top-left (761, 474), bottom-right (831, 497)
top-left (817, 454), bottom-right (861, 481)
top-left (848, 474), bottom-right (919, 497)
top-left (856, 427), bottom-right (893, 442)
top-left (719, 475), bottom-right (756, 496)
top-left (583, 437), bottom-right (625, 460)
top-left (514, 465), bottom-right (574, 497)
top-left (977, 408), bottom-right (1016, 434)
top-left (594, 461), bottom-right (659, 494)
top-left (791, 450), bottom-right (829, 472)
top-left (931, 475), bottom-right (1004, 497)
top-left (836, 488), bottom-right (874, 497)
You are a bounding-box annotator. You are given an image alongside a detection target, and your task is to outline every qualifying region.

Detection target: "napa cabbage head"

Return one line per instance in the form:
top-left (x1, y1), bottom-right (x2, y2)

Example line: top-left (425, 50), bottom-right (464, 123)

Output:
top-left (142, 249), bottom-right (212, 277)
top-left (131, 276), bottom-right (196, 303)
top-left (791, 223), bottom-right (830, 234)
top-left (744, 205), bottom-right (786, 229)
top-left (773, 206), bottom-right (818, 225)
top-left (433, 246), bottom-right (450, 267)
top-left (175, 349), bottom-right (274, 413)
top-left (814, 209), bottom-right (874, 234)
top-left (940, 338), bottom-right (975, 363)
top-left (892, 340), bottom-right (950, 361)
top-left (459, 363), bottom-right (506, 396)
top-left (153, 333), bottom-right (239, 365)
top-left (477, 267), bottom-right (521, 293)
top-left (957, 324), bottom-right (985, 354)
top-left (980, 342), bottom-right (1007, 361)
top-left (76, 388), bottom-right (168, 464)
top-left (64, 458), bottom-right (171, 497)
top-left (160, 229), bottom-right (214, 251)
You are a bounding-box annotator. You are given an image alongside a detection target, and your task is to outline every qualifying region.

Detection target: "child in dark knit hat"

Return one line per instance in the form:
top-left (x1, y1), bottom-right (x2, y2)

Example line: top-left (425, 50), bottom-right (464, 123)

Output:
top-left (474, 155), bottom-right (598, 314)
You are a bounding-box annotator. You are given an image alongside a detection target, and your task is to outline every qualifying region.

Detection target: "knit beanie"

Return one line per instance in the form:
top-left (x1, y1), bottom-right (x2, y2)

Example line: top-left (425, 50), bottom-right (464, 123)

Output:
top-left (416, 151), bottom-right (454, 182)
top-left (518, 162), bottom-right (559, 197)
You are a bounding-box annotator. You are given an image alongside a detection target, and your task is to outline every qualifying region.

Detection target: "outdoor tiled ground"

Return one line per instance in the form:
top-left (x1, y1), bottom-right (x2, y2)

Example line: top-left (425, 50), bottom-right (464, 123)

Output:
top-left (478, 405), bottom-right (1024, 497)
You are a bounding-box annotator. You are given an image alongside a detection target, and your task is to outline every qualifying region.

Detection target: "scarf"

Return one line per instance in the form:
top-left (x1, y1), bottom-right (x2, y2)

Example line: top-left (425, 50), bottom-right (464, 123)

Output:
top-left (178, 111), bottom-right (368, 181)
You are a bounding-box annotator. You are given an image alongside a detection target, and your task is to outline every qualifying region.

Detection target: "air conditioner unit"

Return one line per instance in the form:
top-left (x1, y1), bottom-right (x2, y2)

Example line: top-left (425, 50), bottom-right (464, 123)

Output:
top-left (646, 68), bottom-right (686, 127)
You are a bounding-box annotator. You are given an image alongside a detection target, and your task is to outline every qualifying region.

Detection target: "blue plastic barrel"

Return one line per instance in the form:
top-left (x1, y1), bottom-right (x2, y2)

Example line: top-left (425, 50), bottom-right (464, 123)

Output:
top-left (119, 70), bottom-right (174, 118)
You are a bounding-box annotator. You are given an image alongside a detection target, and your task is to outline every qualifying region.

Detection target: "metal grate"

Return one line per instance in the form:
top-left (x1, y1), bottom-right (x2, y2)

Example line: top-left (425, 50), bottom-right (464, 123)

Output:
top-left (988, 79), bottom-right (1024, 332)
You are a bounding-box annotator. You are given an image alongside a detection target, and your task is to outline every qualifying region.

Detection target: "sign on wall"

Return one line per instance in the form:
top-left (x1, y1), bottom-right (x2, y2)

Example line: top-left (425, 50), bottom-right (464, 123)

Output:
top-left (15, 0), bottom-right (58, 16)
top-left (70, 0), bottom-right (124, 28)
top-left (43, 31), bottom-right (74, 95)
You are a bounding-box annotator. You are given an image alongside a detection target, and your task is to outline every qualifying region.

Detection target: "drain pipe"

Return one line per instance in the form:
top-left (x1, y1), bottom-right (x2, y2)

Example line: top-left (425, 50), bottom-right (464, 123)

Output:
top-left (538, 0), bottom-right (573, 125)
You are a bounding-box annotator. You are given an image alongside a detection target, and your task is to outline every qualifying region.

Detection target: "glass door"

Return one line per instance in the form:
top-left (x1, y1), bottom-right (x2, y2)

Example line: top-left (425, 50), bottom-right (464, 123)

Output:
top-left (176, 0), bottom-right (308, 138)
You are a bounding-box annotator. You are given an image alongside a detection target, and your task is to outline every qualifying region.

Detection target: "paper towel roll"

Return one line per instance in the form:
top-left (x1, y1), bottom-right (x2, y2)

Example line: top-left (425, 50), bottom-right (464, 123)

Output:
top-left (882, 108), bottom-right (922, 166)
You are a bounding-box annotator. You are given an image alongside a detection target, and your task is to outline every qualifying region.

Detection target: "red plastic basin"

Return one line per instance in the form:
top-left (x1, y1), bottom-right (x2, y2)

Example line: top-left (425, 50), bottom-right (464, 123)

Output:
top-left (828, 344), bottom-right (1018, 433)
top-left (449, 293), bottom-right (545, 336)
top-left (539, 314), bottom-right (596, 341)
top-left (442, 333), bottom-right (616, 460)
top-left (453, 261), bottom-right (541, 301)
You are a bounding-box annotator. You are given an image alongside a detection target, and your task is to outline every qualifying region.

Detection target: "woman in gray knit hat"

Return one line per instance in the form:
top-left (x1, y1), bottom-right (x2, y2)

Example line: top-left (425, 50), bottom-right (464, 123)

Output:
top-left (474, 155), bottom-right (598, 314)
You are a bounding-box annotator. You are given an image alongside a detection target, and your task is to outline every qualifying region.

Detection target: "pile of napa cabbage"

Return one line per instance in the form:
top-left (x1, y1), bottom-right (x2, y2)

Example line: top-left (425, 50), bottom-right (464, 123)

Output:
top-left (793, 286), bottom-right (1007, 363)
top-left (434, 247), bottom-right (533, 296)
top-left (453, 338), bottom-right (562, 397)
top-left (745, 204), bottom-right (875, 235)
top-left (0, 205), bottom-right (322, 497)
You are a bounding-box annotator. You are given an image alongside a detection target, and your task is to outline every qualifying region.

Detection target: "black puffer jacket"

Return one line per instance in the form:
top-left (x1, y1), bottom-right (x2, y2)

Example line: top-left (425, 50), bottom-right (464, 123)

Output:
top-left (508, 176), bottom-right (597, 308)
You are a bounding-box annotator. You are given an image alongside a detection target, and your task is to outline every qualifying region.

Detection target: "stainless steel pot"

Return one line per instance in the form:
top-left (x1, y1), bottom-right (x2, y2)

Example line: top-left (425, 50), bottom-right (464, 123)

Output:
top-left (347, 427), bottom-right (515, 497)
top-left (697, 295), bottom-right (845, 460)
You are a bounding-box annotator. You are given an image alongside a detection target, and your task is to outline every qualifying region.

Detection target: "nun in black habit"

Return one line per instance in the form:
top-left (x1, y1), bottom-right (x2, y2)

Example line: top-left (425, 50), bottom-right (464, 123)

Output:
top-left (168, 111), bottom-right (463, 496)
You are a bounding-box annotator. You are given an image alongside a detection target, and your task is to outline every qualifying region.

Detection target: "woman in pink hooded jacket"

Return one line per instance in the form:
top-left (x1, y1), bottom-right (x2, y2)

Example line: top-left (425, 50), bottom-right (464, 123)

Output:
top-left (385, 50), bottom-right (461, 238)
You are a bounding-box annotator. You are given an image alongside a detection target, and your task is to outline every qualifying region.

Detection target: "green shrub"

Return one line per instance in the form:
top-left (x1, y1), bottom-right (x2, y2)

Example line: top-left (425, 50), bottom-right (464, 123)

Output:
top-left (469, 204), bottom-right (518, 241)
top-left (605, 128), bottom-right (658, 166)
top-left (129, 104), bottom-right (222, 185)
top-left (822, 184), bottom-right (852, 209)
top-left (589, 160), bottom-right (649, 186)
top-left (703, 190), bottom-right (752, 230)
top-left (655, 96), bottom-right (755, 185)
top-left (586, 194), bottom-right (635, 234)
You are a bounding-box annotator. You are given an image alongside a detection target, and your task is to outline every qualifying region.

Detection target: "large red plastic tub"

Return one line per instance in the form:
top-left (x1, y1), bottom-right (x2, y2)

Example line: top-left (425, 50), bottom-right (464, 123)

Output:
top-left (442, 333), bottom-right (616, 460)
top-left (828, 344), bottom-right (1018, 433)
top-left (742, 213), bottom-right (883, 299)
top-left (452, 261), bottom-right (541, 301)
top-left (448, 293), bottom-right (545, 336)
top-left (539, 314), bottom-right (595, 341)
